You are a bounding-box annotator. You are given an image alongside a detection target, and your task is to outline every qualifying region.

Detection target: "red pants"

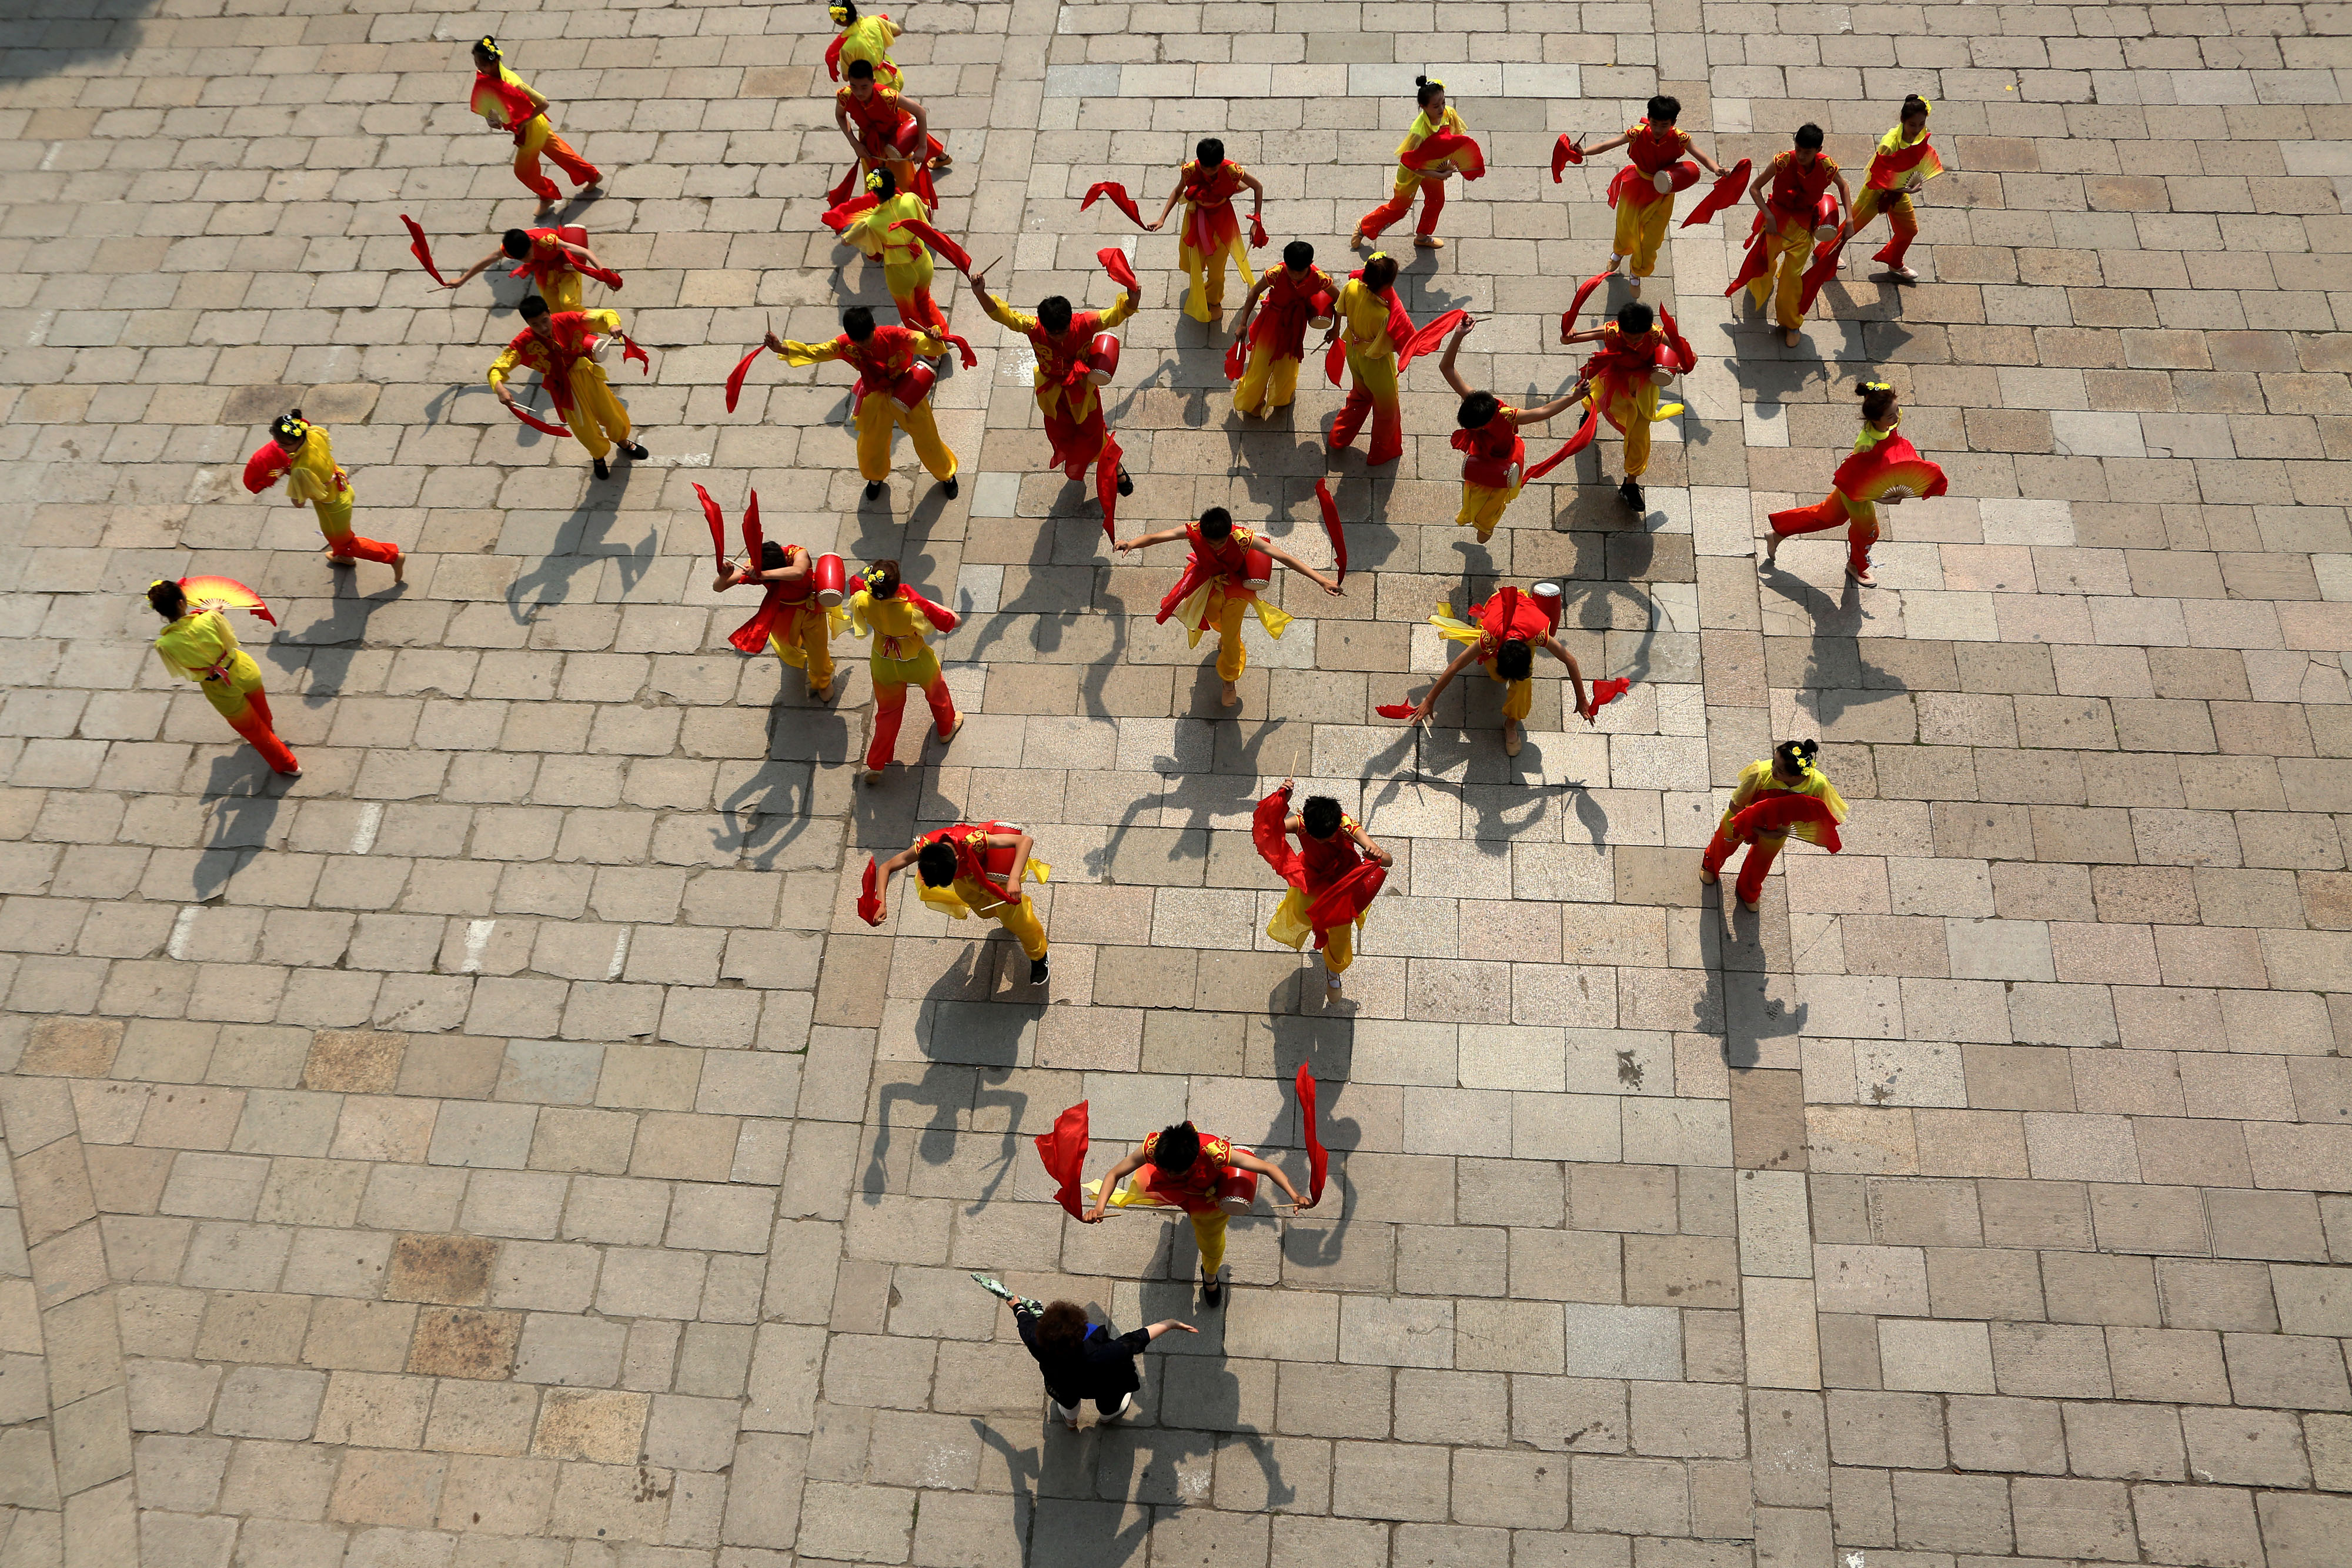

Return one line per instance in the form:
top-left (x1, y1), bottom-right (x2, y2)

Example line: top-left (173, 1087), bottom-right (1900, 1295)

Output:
top-left (865, 662), bottom-right (958, 771)
top-left (515, 131), bottom-right (600, 203)
top-left (1770, 493), bottom-right (1877, 576)
top-left (326, 531), bottom-right (401, 566)
top-left (1359, 175), bottom-right (1446, 240)
top-left (1330, 381), bottom-right (1403, 467)
top-left (1702, 828), bottom-right (1783, 907)
top-left (222, 688), bottom-right (300, 776)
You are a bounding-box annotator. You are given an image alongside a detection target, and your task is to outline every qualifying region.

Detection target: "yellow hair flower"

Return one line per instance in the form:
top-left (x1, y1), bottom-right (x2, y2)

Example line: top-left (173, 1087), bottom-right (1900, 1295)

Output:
top-left (828, 2), bottom-right (851, 20)
top-left (863, 169), bottom-right (885, 192)
top-left (475, 36), bottom-right (500, 57)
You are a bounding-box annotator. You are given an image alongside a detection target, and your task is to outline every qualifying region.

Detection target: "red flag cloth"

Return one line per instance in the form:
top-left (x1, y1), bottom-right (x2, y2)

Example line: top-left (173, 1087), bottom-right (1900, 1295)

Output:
top-left (1607, 161), bottom-right (1700, 208)
top-left (1830, 432), bottom-right (1949, 504)
top-left (1248, 212), bottom-right (1268, 249)
top-left (857, 855), bottom-right (883, 924)
top-left (399, 215), bottom-right (449, 285)
top-left (1254, 787), bottom-right (1306, 886)
top-left (940, 330), bottom-right (977, 369)
top-left (824, 32), bottom-right (844, 81)
top-left (509, 402), bottom-right (572, 438)
top-left (1658, 306), bottom-right (1694, 376)
top-left (1681, 159), bottom-right (1752, 228)
top-left (1399, 129), bottom-right (1485, 179)
top-left (1725, 212), bottom-right (1772, 298)
top-left (1080, 182), bottom-right (1145, 228)
top-left (1523, 407), bottom-right (1601, 481)
top-left (1561, 268), bottom-right (1611, 338)
top-left (1224, 333), bottom-right (1247, 382)
top-left (1154, 550), bottom-right (1217, 625)
top-left (1585, 676), bottom-right (1631, 722)
top-left (620, 333), bottom-right (649, 374)
top-left (1798, 231), bottom-right (1848, 315)
top-left (1036, 1101), bottom-right (1091, 1220)
top-left (888, 216), bottom-right (972, 274)
top-left (693, 482), bottom-right (727, 571)
top-left (178, 576), bottom-right (276, 626)
top-left (1375, 700), bottom-right (1416, 720)
top-left (741, 490), bottom-right (764, 565)
top-left (726, 492), bottom-right (791, 653)
top-left (1294, 1064), bottom-right (1327, 1208)
top-left (822, 192), bottom-right (878, 234)
top-left (826, 161), bottom-right (858, 207)
top-left (1551, 134), bottom-right (1579, 181)
top-left (1097, 246), bottom-right (1140, 293)
top-left (1730, 793), bottom-right (1844, 854)
top-left (1315, 477), bottom-right (1346, 586)
top-left (1095, 434), bottom-right (1122, 545)
top-left (1252, 787), bottom-right (1388, 940)
top-left (1323, 334), bottom-right (1347, 387)
top-left (900, 583), bottom-right (960, 634)
top-left (241, 442), bottom-right (293, 494)
top-left (724, 345), bottom-right (764, 413)
top-left (1395, 309), bottom-right (1466, 373)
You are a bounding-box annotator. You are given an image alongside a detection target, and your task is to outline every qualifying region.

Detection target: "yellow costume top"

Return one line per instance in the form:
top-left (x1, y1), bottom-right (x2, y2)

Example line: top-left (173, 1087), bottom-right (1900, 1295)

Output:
top-left (154, 610), bottom-right (252, 685)
top-left (844, 190), bottom-right (933, 265)
top-left (1717, 757), bottom-right (1849, 847)
top-left (1395, 105), bottom-right (1468, 170)
top-left (279, 427), bottom-right (348, 504)
top-left (1334, 279), bottom-right (1398, 360)
top-left (850, 586), bottom-right (946, 662)
top-left (837, 14), bottom-right (903, 87)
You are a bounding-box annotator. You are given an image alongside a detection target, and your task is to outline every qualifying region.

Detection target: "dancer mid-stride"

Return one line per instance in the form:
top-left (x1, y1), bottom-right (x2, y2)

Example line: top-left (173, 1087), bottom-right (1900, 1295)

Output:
top-left (1083, 1122), bottom-right (1311, 1306)
top-left (1255, 778), bottom-right (1391, 1004)
top-left (848, 559), bottom-right (962, 784)
top-left (148, 580), bottom-right (300, 778)
top-left (1701, 738), bottom-right (1849, 911)
top-left (1764, 379), bottom-right (1947, 586)
top-left (469, 37), bottom-right (602, 217)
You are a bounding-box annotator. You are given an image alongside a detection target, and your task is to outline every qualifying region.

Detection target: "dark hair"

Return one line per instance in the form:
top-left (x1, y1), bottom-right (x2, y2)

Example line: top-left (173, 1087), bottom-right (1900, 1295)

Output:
top-left (1794, 122), bottom-right (1825, 149)
top-left (1900, 94), bottom-right (1929, 122)
top-left (866, 559), bottom-right (901, 597)
top-left (868, 164), bottom-right (897, 199)
top-left (843, 305), bottom-right (876, 341)
top-left (760, 540), bottom-right (786, 570)
top-left (148, 580), bottom-right (186, 620)
top-left (472, 36), bottom-right (501, 62)
top-left (502, 229), bottom-right (532, 259)
top-left (1198, 506), bottom-right (1233, 540)
top-left (1857, 382), bottom-right (1898, 424)
top-left (1037, 296), bottom-right (1073, 335)
top-left (1616, 302), bottom-right (1653, 335)
top-left (1414, 75), bottom-right (1444, 108)
top-left (1035, 1301), bottom-right (1089, 1355)
top-left (917, 841), bottom-right (957, 887)
top-left (847, 59), bottom-right (874, 81)
top-left (519, 295), bottom-right (550, 319)
top-left (1362, 254), bottom-right (1399, 292)
top-left (1282, 240), bottom-right (1314, 270)
top-left (1646, 95), bottom-right (1681, 125)
top-left (834, 0), bottom-right (861, 22)
top-left (1457, 390), bottom-right (1499, 430)
top-left (1775, 738), bottom-right (1819, 774)
top-left (1494, 639), bottom-right (1534, 680)
top-left (1196, 138), bottom-right (1224, 167)
top-left (1301, 796), bottom-right (1343, 838)
top-left (1152, 1123), bottom-right (1201, 1174)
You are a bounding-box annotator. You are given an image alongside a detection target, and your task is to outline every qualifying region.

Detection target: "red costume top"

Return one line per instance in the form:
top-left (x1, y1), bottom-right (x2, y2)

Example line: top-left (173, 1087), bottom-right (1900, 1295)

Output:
top-left (1472, 586), bottom-right (1552, 658)
top-left (915, 821), bottom-right (1024, 905)
top-left (1178, 159), bottom-right (1247, 258)
top-left (1187, 519), bottom-right (1258, 584)
top-left (1247, 266), bottom-right (1336, 360)
top-left (1137, 1127), bottom-right (1234, 1214)
top-left (1252, 784), bottom-right (1387, 942)
top-left (1028, 310), bottom-right (1110, 393)
top-left (517, 226), bottom-right (586, 292)
top-left (1625, 120), bottom-right (1690, 175)
top-left (1452, 407), bottom-right (1525, 489)
top-left (838, 83), bottom-right (914, 142)
top-left (1763, 150), bottom-right (1840, 221)
top-left (838, 325), bottom-right (931, 407)
top-left (1579, 321), bottom-right (1671, 432)
top-left (497, 312), bottom-right (604, 413)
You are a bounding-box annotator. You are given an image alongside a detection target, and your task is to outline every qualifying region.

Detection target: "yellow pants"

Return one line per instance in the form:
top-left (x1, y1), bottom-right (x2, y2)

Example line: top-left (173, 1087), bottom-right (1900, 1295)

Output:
top-left (1180, 238), bottom-right (1250, 323)
top-left (1267, 886), bottom-right (1357, 975)
top-left (1748, 216), bottom-right (1815, 330)
top-left (537, 270), bottom-right (583, 314)
top-left (1232, 343), bottom-right (1300, 416)
top-left (1486, 657), bottom-right (1534, 721)
top-left (854, 393), bottom-right (957, 483)
top-left (1104, 1181), bottom-right (1228, 1276)
top-left (1602, 383), bottom-right (1661, 479)
top-left (1458, 478), bottom-right (1522, 540)
top-left (1208, 587), bottom-right (1251, 682)
top-left (767, 606), bottom-right (837, 693)
top-left (1612, 190), bottom-right (1675, 277)
top-left (880, 248), bottom-right (939, 331)
top-left (560, 363), bottom-right (632, 462)
top-left (974, 894), bottom-right (1049, 960)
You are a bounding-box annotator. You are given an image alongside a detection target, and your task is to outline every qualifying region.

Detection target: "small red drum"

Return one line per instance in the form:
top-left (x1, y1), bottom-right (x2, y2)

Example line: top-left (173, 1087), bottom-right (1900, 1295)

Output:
top-left (1242, 546), bottom-right (1274, 591)
top-left (1308, 287), bottom-right (1337, 332)
top-left (890, 361), bottom-right (937, 412)
top-left (812, 553), bottom-right (848, 606)
top-left (1814, 223), bottom-right (1840, 245)
top-left (1649, 340), bottom-right (1680, 386)
top-left (1215, 1166), bottom-right (1259, 1216)
top-left (1655, 160), bottom-right (1701, 195)
top-left (1532, 580), bottom-right (1563, 630)
top-left (1085, 332), bottom-right (1121, 387)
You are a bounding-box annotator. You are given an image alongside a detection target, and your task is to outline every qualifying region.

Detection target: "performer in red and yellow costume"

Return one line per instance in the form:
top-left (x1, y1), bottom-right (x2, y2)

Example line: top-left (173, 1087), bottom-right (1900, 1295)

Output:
top-left (149, 579), bottom-right (299, 777)
top-left (849, 559), bottom-right (962, 782)
top-left (1147, 138), bottom-right (1264, 323)
top-left (1084, 1121), bottom-right (1309, 1305)
top-left (1230, 240), bottom-right (1335, 417)
top-left (1119, 506), bottom-right (1341, 709)
top-left (869, 821), bottom-right (1052, 984)
top-left (446, 225), bottom-right (619, 315)
top-left (1846, 95), bottom-right (1941, 282)
top-left (242, 412), bottom-right (405, 582)
top-left (834, 60), bottom-right (948, 195)
top-left (1737, 123), bottom-right (1852, 345)
top-left (1701, 739), bottom-right (1849, 911)
top-left (1765, 380), bottom-right (1946, 586)
top-left (1437, 319), bottom-right (1585, 541)
top-left (825, 1), bottom-right (903, 90)
top-left (1560, 301), bottom-right (1688, 514)
top-left (1568, 95), bottom-right (1729, 291)
top-left (1404, 585), bottom-right (1593, 757)
top-left (970, 259), bottom-right (1139, 489)
top-left (1354, 76), bottom-right (1481, 249)
top-left (469, 38), bottom-right (601, 216)
top-left (1325, 252), bottom-right (1408, 467)
top-left (1255, 780), bottom-right (1392, 1002)
top-left (488, 297), bottom-right (648, 479)
top-left (837, 166), bottom-right (950, 337)
top-left (715, 541), bottom-right (848, 700)
top-left (767, 309), bottom-right (959, 501)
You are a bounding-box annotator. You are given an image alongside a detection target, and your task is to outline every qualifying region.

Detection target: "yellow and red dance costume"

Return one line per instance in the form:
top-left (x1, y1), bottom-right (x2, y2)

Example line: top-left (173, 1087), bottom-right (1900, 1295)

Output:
top-left (837, 81), bottom-right (942, 193)
top-left (1174, 159), bottom-right (1254, 322)
top-left (1094, 1128), bottom-right (1242, 1278)
top-left (826, 8), bottom-right (903, 89)
top-left (156, 606), bottom-right (298, 776)
top-left (850, 578), bottom-right (960, 773)
top-left (840, 186), bottom-right (949, 335)
top-left (1328, 274), bottom-right (1410, 467)
top-left (1769, 422), bottom-right (1948, 579)
top-left (1454, 406), bottom-right (1528, 541)
top-left (1740, 150), bottom-right (1843, 331)
top-left (911, 823), bottom-right (1051, 962)
top-left (1576, 321), bottom-right (1685, 487)
top-left (1358, 104), bottom-right (1474, 242)
top-left (1852, 118), bottom-right (1942, 272)
top-left (726, 553), bottom-right (848, 697)
top-left (975, 288), bottom-right (1137, 481)
top-left (510, 225), bottom-right (602, 314)
top-left (472, 61), bottom-right (599, 206)
top-left (1430, 588), bottom-right (1553, 725)
top-left (1233, 263), bottom-right (1335, 416)
top-left (774, 325), bottom-right (958, 486)
top-left (1158, 519), bottom-right (1295, 684)
top-left (489, 309), bottom-right (633, 464)
top-left (246, 423), bottom-right (400, 567)
top-left (1607, 119), bottom-right (1696, 280)
top-left (1701, 755), bottom-right (1849, 908)
top-left (1254, 783), bottom-right (1387, 976)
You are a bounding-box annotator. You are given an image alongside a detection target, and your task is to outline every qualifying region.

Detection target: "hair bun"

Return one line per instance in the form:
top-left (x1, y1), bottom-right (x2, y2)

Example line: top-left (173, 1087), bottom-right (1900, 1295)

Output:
top-left (1415, 74), bottom-right (1428, 86)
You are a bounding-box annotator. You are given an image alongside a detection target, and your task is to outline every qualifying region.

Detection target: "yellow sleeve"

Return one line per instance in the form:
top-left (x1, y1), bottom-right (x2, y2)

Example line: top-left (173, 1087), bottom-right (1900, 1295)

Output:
top-left (502, 66), bottom-right (539, 102)
top-left (487, 345), bottom-right (524, 388)
top-left (1097, 290), bottom-right (1138, 332)
top-left (583, 309), bottom-right (622, 335)
top-left (776, 339), bottom-right (846, 366)
top-left (977, 292), bottom-right (1031, 334)
top-left (841, 209), bottom-right (888, 260)
top-left (848, 589), bottom-right (872, 639)
top-left (1726, 760), bottom-right (1771, 814)
top-left (881, 16), bottom-right (901, 44)
top-left (1876, 127), bottom-right (1906, 158)
top-left (908, 329), bottom-right (947, 359)
top-left (209, 611), bottom-right (241, 660)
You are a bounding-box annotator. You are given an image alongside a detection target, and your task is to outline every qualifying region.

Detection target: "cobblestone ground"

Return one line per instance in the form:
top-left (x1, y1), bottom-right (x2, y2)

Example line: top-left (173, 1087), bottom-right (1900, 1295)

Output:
top-left (4, 0), bottom-right (2352, 1564)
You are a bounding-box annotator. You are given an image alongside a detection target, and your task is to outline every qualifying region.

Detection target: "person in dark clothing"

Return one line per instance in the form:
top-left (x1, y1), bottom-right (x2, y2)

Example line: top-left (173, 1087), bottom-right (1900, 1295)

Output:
top-left (1009, 1299), bottom-right (1197, 1428)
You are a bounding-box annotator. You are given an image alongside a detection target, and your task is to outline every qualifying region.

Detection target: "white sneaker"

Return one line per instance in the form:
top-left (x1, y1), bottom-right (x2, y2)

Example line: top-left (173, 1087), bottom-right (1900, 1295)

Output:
top-left (1890, 264), bottom-right (1918, 282)
top-left (1102, 1393), bottom-right (1135, 1423)
top-left (1053, 1401), bottom-right (1080, 1430)
top-left (1628, 275), bottom-right (1642, 297)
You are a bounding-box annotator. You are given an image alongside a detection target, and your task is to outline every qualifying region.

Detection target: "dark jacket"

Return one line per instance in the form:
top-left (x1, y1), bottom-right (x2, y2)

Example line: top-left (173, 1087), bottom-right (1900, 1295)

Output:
top-left (1014, 1305), bottom-right (1151, 1402)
